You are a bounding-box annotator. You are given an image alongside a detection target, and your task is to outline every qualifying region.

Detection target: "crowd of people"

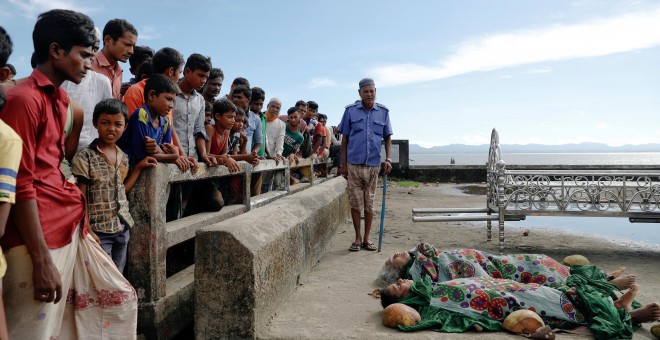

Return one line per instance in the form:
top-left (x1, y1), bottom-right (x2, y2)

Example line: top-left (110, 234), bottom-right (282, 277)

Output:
top-left (0, 7), bottom-right (397, 338)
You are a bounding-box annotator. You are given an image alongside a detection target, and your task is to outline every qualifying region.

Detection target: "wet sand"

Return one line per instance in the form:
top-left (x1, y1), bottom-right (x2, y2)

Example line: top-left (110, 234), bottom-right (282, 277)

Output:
top-left (262, 182), bottom-right (660, 339)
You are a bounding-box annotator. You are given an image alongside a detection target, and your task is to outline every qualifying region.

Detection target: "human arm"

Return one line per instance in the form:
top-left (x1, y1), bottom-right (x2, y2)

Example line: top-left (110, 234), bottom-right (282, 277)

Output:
top-left (383, 135), bottom-right (392, 175)
top-left (124, 156), bottom-right (158, 193)
top-left (64, 101), bottom-right (83, 163)
top-left (197, 135), bottom-right (217, 167)
top-left (230, 150), bottom-right (259, 166)
top-left (73, 182), bottom-right (100, 244)
top-left (251, 116), bottom-right (263, 154)
top-left (238, 132), bottom-right (247, 154)
top-left (340, 134), bottom-right (348, 177)
top-left (275, 122), bottom-right (285, 160)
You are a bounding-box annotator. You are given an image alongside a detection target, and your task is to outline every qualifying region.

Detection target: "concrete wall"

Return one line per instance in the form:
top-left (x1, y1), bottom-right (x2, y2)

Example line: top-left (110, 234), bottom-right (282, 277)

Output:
top-left (194, 177), bottom-right (349, 339)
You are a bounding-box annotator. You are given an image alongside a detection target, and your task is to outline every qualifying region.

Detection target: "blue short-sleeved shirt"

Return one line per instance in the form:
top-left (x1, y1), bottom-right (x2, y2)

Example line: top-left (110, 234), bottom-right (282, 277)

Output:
top-left (120, 105), bottom-right (172, 165)
top-left (338, 101), bottom-right (392, 167)
top-left (245, 110), bottom-right (263, 152)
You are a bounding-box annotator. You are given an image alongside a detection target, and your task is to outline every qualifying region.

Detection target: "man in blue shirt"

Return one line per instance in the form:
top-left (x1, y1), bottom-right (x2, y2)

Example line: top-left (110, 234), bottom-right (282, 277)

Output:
top-left (338, 78), bottom-right (392, 252)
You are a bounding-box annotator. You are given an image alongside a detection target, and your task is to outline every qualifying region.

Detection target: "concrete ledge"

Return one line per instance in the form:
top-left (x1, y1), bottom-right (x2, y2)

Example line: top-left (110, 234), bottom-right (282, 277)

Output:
top-left (166, 204), bottom-right (247, 248)
top-left (194, 177), bottom-right (349, 339)
top-left (250, 190), bottom-right (288, 210)
top-left (138, 265), bottom-right (195, 339)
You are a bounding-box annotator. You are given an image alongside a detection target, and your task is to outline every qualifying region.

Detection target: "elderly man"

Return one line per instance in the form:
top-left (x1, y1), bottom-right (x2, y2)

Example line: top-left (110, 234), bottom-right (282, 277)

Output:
top-left (338, 78), bottom-right (392, 252)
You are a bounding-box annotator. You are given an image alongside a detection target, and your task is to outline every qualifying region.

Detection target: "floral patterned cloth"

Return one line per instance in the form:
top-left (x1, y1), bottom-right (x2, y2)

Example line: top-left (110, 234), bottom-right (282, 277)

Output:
top-left (2, 226), bottom-right (137, 339)
top-left (406, 243), bottom-right (570, 288)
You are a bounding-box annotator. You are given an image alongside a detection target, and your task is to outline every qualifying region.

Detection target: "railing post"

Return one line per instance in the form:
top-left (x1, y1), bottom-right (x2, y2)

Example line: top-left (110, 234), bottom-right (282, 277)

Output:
top-left (127, 164), bottom-right (169, 302)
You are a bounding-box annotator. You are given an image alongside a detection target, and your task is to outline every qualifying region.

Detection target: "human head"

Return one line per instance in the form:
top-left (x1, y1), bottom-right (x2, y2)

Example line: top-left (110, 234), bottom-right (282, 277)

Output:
top-left (380, 279), bottom-right (413, 308)
top-left (228, 76), bottom-right (250, 98)
top-left (375, 251), bottom-right (411, 286)
top-left (0, 26), bottom-right (13, 82)
top-left (231, 85), bottom-right (251, 111)
top-left (93, 97), bottom-right (128, 124)
top-left (287, 106), bottom-right (301, 128)
top-left (212, 99), bottom-right (237, 130)
top-left (129, 45), bottom-right (154, 75)
top-left (306, 100), bottom-right (318, 118)
top-left (249, 87), bottom-right (265, 113)
top-left (153, 47), bottom-right (184, 83)
top-left (183, 53), bottom-right (212, 91)
top-left (295, 100), bottom-right (308, 118)
top-left (233, 107), bottom-right (246, 132)
top-left (317, 113), bottom-right (327, 125)
top-left (135, 60), bottom-right (152, 81)
top-left (266, 98), bottom-right (282, 117)
top-left (144, 74), bottom-right (177, 116)
top-left (202, 67), bottom-right (224, 99)
top-left (358, 78), bottom-right (376, 109)
top-left (32, 9), bottom-right (96, 84)
top-left (101, 19), bottom-right (137, 63)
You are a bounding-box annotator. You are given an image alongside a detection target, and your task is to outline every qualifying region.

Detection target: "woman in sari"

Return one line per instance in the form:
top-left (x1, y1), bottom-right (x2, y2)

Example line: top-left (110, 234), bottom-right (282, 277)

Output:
top-left (377, 243), bottom-right (634, 291)
top-left (380, 277), bottom-right (659, 339)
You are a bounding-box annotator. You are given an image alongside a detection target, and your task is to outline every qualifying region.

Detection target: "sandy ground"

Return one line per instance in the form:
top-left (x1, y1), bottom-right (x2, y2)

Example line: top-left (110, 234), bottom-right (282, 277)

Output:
top-left (261, 182), bottom-right (660, 340)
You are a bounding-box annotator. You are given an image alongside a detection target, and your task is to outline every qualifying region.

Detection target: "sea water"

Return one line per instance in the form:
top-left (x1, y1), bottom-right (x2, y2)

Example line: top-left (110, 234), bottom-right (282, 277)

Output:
top-left (410, 152), bottom-right (660, 166)
top-left (411, 153), bottom-right (660, 247)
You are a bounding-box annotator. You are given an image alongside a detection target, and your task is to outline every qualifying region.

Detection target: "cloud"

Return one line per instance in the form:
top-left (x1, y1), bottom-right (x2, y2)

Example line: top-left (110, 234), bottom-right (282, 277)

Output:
top-left (528, 68), bottom-right (552, 74)
top-left (596, 123), bottom-right (608, 129)
top-left (137, 25), bottom-right (162, 41)
top-left (309, 77), bottom-right (338, 88)
top-left (6, 0), bottom-right (100, 19)
top-left (371, 6), bottom-right (660, 87)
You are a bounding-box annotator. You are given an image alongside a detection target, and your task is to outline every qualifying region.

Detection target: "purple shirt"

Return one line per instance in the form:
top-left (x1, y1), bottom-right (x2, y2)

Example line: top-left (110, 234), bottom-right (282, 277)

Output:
top-left (338, 101), bottom-right (392, 167)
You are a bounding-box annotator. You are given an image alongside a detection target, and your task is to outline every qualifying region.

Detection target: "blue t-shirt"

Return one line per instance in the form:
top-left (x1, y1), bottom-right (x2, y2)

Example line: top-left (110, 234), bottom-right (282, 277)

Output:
top-left (119, 105), bottom-right (172, 165)
top-left (337, 101), bottom-right (392, 167)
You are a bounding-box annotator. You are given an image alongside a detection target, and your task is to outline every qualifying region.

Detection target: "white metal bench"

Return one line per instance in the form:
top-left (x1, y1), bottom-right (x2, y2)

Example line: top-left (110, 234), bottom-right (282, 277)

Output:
top-left (413, 128), bottom-right (660, 253)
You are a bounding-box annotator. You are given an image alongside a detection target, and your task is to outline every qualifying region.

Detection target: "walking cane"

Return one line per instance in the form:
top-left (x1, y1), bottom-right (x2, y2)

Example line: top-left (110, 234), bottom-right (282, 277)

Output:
top-left (377, 175), bottom-right (387, 252)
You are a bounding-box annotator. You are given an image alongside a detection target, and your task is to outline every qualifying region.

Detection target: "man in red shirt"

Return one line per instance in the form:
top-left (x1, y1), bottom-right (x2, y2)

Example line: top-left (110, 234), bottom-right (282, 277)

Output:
top-left (0, 10), bottom-right (137, 339)
top-left (93, 18), bottom-right (138, 98)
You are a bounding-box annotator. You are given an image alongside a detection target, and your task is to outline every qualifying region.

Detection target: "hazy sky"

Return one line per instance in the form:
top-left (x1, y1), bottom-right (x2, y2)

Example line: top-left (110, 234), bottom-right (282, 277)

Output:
top-left (2, 0), bottom-right (659, 147)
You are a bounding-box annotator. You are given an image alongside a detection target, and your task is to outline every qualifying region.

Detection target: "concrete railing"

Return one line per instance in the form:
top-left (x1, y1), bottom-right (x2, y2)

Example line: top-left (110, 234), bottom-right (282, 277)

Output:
top-left (194, 177), bottom-right (349, 339)
top-left (126, 157), bottom-right (331, 339)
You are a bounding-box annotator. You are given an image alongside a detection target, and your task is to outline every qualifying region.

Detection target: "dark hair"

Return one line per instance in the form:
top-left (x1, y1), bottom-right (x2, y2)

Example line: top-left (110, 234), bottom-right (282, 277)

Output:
top-left (204, 100), bottom-right (212, 113)
top-left (0, 26), bottom-right (12, 67)
top-left (33, 9), bottom-right (96, 65)
top-left (136, 60), bottom-right (153, 81)
top-left (153, 47), bottom-right (184, 74)
top-left (209, 68), bottom-right (224, 80)
top-left (129, 45), bottom-right (154, 69)
top-left (232, 85), bottom-right (251, 100)
top-left (307, 101), bottom-right (319, 111)
top-left (0, 92), bottom-right (5, 113)
top-left (287, 107), bottom-right (300, 115)
top-left (6, 63), bottom-right (15, 76)
top-left (212, 99), bottom-right (236, 117)
top-left (250, 87), bottom-right (265, 103)
top-left (143, 74), bottom-right (177, 102)
top-left (102, 19), bottom-right (137, 42)
top-left (317, 113), bottom-right (327, 121)
top-left (295, 100), bottom-right (307, 108)
top-left (93, 98), bottom-right (128, 124)
top-left (379, 288), bottom-right (401, 308)
top-left (185, 53), bottom-right (212, 73)
top-left (232, 77), bottom-right (250, 87)
top-left (235, 107), bottom-right (245, 117)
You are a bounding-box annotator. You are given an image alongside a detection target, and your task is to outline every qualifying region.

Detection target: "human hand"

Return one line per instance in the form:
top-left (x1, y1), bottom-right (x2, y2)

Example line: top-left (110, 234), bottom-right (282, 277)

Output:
top-left (162, 143), bottom-right (179, 155)
top-left (201, 155), bottom-right (217, 167)
top-left (274, 155), bottom-right (283, 165)
top-left (188, 157), bottom-right (198, 174)
top-left (144, 136), bottom-right (158, 155)
top-left (249, 151), bottom-right (260, 166)
top-left (224, 156), bottom-right (241, 172)
top-left (137, 156), bottom-right (158, 169)
top-left (175, 155), bottom-right (190, 172)
top-left (384, 161), bottom-right (392, 175)
top-left (32, 258), bottom-right (63, 303)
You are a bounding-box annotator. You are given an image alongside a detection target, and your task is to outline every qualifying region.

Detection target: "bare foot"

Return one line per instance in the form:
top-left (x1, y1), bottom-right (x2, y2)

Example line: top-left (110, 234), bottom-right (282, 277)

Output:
top-left (613, 284), bottom-right (638, 310)
top-left (607, 267), bottom-right (625, 279)
top-left (630, 302), bottom-right (660, 324)
top-left (610, 274), bottom-right (636, 290)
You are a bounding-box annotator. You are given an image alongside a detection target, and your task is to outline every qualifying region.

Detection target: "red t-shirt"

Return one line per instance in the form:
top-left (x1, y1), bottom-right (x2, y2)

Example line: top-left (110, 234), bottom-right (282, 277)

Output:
top-left (0, 69), bottom-right (86, 250)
